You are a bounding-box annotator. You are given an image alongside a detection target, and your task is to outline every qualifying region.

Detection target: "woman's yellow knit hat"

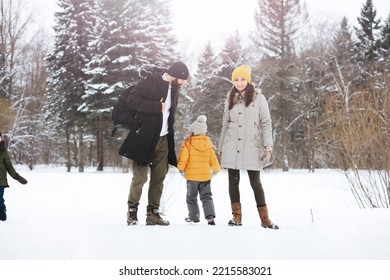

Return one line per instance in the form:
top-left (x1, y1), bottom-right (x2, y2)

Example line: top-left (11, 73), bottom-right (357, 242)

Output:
top-left (231, 65), bottom-right (251, 83)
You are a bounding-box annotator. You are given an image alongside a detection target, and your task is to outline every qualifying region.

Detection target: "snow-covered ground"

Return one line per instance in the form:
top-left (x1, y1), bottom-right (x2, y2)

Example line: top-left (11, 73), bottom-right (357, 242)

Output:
top-left (1, 165), bottom-right (389, 279)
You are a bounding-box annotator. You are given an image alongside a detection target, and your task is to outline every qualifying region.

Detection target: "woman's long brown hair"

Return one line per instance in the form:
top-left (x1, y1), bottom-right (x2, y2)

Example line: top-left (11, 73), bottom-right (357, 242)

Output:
top-left (227, 83), bottom-right (255, 110)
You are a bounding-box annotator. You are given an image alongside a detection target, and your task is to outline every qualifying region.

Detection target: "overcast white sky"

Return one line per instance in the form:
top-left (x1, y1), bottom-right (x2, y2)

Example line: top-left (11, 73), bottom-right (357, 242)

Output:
top-left (173, 0), bottom-right (390, 64)
top-left (172, 0), bottom-right (390, 42)
top-left (30, 0), bottom-right (390, 63)
top-left (32, 0), bottom-right (390, 38)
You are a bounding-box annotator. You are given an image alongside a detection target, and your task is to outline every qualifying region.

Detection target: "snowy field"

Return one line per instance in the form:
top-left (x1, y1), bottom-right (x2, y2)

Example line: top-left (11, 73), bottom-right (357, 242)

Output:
top-left (1, 165), bottom-right (389, 279)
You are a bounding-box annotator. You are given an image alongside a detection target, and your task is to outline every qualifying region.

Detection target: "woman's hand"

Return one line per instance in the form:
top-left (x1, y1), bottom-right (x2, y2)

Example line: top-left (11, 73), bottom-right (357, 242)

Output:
top-left (261, 146), bottom-right (272, 166)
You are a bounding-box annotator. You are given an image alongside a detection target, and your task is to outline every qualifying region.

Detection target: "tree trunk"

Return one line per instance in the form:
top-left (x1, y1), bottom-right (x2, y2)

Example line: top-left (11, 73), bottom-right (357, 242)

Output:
top-left (97, 115), bottom-right (104, 171)
top-left (73, 128), bottom-right (78, 168)
top-left (66, 126), bottom-right (71, 172)
top-left (280, 82), bottom-right (289, 172)
top-left (78, 128), bottom-right (84, 172)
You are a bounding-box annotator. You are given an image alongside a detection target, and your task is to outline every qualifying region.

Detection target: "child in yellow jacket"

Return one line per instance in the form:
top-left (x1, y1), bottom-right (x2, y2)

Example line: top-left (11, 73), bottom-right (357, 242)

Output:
top-left (177, 115), bottom-right (221, 225)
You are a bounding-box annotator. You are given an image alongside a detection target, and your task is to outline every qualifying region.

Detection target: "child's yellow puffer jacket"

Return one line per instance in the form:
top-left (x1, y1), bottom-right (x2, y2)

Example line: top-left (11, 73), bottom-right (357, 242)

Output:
top-left (177, 135), bottom-right (221, 181)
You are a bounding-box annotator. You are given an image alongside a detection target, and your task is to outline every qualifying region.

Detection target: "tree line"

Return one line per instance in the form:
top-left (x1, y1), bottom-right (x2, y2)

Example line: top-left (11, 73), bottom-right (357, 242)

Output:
top-left (1, 0), bottom-right (389, 176)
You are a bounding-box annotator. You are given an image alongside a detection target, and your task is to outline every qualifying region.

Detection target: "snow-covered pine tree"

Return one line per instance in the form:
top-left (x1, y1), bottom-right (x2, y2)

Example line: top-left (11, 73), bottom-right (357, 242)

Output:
top-left (211, 32), bottom-right (247, 142)
top-left (328, 17), bottom-right (356, 111)
top-left (379, 13), bottom-right (390, 71)
top-left (45, 0), bottom-right (96, 172)
top-left (81, 0), bottom-right (132, 171)
top-left (82, 0), bottom-right (129, 116)
top-left (82, 0), bottom-right (180, 170)
top-left (190, 42), bottom-right (220, 141)
top-left (252, 0), bottom-right (304, 171)
top-left (128, 0), bottom-right (178, 67)
top-left (333, 17), bottom-right (354, 68)
top-left (218, 31), bottom-right (246, 81)
top-left (353, 0), bottom-right (382, 75)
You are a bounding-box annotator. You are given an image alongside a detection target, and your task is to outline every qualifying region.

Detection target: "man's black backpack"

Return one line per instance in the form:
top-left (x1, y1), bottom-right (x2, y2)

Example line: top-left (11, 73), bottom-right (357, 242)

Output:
top-left (111, 85), bottom-right (138, 137)
top-left (111, 65), bottom-right (166, 137)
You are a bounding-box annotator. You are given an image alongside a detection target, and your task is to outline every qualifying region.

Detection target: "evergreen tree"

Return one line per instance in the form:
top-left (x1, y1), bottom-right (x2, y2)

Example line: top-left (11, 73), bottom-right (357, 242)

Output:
top-left (333, 17), bottom-right (354, 66)
top-left (329, 16), bottom-right (356, 110)
top-left (217, 31), bottom-right (246, 85)
top-left (81, 0), bottom-right (130, 171)
top-left (381, 13), bottom-right (390, 51)
top-left (191, 42), bottom-right (220, 141)
top-left (252, 0), bottom-right (303, 171)
top-left (212, 32), bottom-right (247, 142)
top-left (83, 0), bottom-right (130, 117)
top-left (88, 0), bottom-right (179, 107)
top-left (129, 0), bottom-right (178, 66)
top-left (45, 0), bottom-right (95, 172)
top-left (82, 0), bottom-right (179, 170)
top-left (191, 33), bottom-right (247, 144)
top-left (353, 0), bottom-right (382, 72)
top-left (252, 0), bottom-right (300, 60)
top-left (83, 0), bottom-right (178, 116)
top-left (173, 81), bottom-right (194, 149)
top-left (379, 12), bottom-right (390, 70)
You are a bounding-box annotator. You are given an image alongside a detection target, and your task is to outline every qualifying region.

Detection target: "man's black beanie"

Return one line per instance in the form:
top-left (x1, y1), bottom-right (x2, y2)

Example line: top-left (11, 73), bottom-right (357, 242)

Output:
top-left (167, 62), bottom-right (189, 80)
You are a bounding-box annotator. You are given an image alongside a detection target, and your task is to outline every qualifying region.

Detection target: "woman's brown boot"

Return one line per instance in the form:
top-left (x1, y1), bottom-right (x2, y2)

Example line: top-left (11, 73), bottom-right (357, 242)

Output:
top-left (258, 205), bottom-right (279, 229)
top-left (228, 202), bottom-right (242, 226)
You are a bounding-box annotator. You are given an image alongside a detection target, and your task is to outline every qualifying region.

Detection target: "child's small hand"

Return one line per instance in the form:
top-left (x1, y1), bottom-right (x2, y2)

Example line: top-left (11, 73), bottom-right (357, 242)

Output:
top-left (14, 173), bottom-right (27, 185)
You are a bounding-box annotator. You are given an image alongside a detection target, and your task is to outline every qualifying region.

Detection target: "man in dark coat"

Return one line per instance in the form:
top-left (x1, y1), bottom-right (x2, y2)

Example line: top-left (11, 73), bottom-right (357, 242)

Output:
top-left (119, 62), bottom-right (189, 226)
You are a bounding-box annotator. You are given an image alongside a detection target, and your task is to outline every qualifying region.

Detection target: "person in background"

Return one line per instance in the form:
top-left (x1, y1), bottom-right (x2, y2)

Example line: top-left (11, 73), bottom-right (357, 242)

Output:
top-left (119, 62), bottom-right (189, 226)
top-left (218, 65), bottom-right (279, 229)
top-left (0, 131), bottom-right (28, 221)
top-left (177, 115), bottom-right (221, 225)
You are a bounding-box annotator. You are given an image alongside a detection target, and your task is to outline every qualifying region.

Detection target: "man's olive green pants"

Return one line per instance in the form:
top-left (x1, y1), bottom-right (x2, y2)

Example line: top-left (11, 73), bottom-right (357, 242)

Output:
top-left (127, 135), bottom-right (169, 212)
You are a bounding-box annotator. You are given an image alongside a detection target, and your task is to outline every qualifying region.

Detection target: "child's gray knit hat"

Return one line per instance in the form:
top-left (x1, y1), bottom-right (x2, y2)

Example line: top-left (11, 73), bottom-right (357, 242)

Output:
top-left (188, 115), bottom-right (207, 135)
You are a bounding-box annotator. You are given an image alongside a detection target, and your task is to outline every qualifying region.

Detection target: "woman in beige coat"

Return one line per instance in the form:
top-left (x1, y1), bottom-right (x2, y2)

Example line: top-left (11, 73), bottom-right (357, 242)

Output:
top-left (218, 65), bottom-right (278, 229)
